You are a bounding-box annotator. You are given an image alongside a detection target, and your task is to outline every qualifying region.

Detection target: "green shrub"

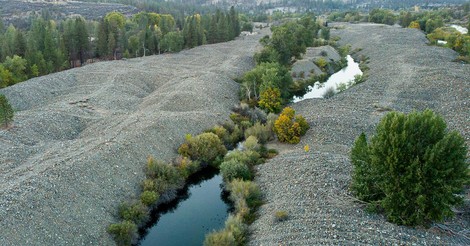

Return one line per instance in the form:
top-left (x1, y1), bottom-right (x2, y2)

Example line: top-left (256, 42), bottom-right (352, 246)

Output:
top-left (118, 201), bottom-right (149, 226)
top-left (178, 132), bottom-right (227, 166)
top-left (206, 125), bottom-right (228, 141)
top-left (211, 121), bottom-right (244, 149)
top-left (350, 133), bottom-right (377, 202)
top-left (322, 87), bottom-right (336, 98)
top-left (273, 107), bottom-right (309, 144)
top-left (0, 94), bottom-right (14, 128)
top-left (204, 229), bottom-right (236, 246)
top-left (354, 74), bottom-right (366, 84)
top-left (204, 214), bottom-right (247, 246)
top-left (142, 179), bottom-right (156, 192)
top-left (140, 191), bottom-right (159, 206)
top-left (295, 115), bottom-right (309, 136)
top-left (220, 159), bottom-right (252, 181)
top-left (244, 122), bottom-right (273, 144)
top-left (243, 136), bottom-right (260, 151)
top-left (224, 150), bottom-right (262, 168)
top-left (351, 110), bottom-right (469, 226)
top-left (228, 179), bottom-right (262, 210)
top-left (336, 82), bottom-right (347, 92)
top-left (232, 103), bottom-right (267, 124)
top-left (146, 157), bottom-right (183, 187)
top-left (274, 210), bottom-right (289, 222)
top-left (174, 156), bottom-right (200, 179)
top-left (108, 220), bottom-right (138, 246)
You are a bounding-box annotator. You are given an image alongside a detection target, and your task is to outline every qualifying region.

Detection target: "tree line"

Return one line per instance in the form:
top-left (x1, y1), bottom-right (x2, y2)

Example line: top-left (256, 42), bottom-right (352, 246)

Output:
top-left (0, 7), bottom-right (242, 88)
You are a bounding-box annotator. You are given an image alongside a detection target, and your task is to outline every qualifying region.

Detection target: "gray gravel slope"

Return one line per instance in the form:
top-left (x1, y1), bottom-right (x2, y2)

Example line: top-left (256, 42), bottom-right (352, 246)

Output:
top-left (0, 30), bottom-right (267, 245)
top-left (249, 23), bottom-right (469, 245)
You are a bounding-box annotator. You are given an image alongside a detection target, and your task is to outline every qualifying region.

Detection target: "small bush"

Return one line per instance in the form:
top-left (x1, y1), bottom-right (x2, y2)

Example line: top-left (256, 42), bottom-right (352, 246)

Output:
top-left (322, 87), bottom-right (336, 98)
top-left (220, 121), bottom-right (244, 148)
top-left (224, 150), bottom-right (262, 168)
top-left (243, 136), bottom-right (260, 151)
top-left (295, 115), bottom-right (309, 136)
top-left (178, 132), bottom-right (227, 166)
top-left (220, 159), bottom-right (252, 181)
top-left (108, 220), bottom-right (138, 246)
top-left (174, 156), bottom-right (200, 179)
top-left (274, 210), bottom-right (289, 222)
top-left (274, 107), bottom-right (309, 144)
top-left (207, 219), bottom-right (245, 246)
top-left (354, 74), bottom-right (366, 84)
top-left (351, 110), bottom-right (469, 226)
top-left (204, 229), bottom-right (236, 246)
top-left (232, 103), bottom-right (267, 124)
top-left (142, 179), bottom-right (155, 192)
top-left (224, 215), bottom-right (247, 243)
top-left (118, 201), bottom-right (149, 226)
top-left (228, 179), bottom-right (262, 210)
top-left (336, 82), bottom-right (347, 92)
top-left (0, 94), bottom-right (14, 128)
top-left (315, 57), bottom-right (328, 70)
top-left (140, 191), bottom-right (159, 206)
top-left (146, 157), bottom-right (183, 187)
top-left (244, 122), bottom-right (273, 144)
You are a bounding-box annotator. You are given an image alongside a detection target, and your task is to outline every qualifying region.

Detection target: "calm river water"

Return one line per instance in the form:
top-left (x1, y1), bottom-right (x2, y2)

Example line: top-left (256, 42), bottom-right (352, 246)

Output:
top-left (294, 55), bottom-right (362, 102)
top-left (138, 167), bottom-right (231, 246)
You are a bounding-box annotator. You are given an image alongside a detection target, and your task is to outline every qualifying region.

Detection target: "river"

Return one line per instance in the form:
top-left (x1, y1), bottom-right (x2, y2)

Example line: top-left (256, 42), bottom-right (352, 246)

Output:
top-left (138, 167), bottom-right (231, 246)
top-left (294, 55), bottom-right (362, 102)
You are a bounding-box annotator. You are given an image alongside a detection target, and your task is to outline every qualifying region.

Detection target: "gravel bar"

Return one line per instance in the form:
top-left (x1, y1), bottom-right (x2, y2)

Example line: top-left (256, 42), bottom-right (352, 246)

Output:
top-left (249, 23), bottom-right (469, 245)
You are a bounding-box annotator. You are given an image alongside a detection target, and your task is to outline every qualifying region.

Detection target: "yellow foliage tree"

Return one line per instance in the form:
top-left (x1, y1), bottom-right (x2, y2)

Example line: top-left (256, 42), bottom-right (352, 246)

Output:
top-left (274, 107), bottom-right (309, 144)
top-left (258, 87), bottom-right (282, 113)
top-left (408, 21), bottom-right (420, 29)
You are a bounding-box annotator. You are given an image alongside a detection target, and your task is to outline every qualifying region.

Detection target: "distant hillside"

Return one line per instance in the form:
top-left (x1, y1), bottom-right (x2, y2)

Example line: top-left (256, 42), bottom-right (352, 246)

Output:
top-left (0, 0), bottom-right (138, 27)
top-left (164, 0), bottom-right (468, 11)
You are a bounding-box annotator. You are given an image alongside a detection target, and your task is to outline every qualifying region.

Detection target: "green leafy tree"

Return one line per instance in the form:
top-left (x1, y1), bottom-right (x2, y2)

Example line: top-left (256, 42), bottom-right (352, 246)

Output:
top-left (161, 31), bottom-right (183, 53)
top-left (3, 55), bottom-right (27, 83)
top-left (0, 65), bottom-right (13, 88)
top-left (0, 94), bottom-right (14, 128)
top-left (351, 110), bottom-right (468, 226)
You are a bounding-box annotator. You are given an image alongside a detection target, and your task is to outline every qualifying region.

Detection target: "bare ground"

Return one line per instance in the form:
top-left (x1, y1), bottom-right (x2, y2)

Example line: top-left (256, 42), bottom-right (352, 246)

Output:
top-left (249, 23), bottom-right (469, 245)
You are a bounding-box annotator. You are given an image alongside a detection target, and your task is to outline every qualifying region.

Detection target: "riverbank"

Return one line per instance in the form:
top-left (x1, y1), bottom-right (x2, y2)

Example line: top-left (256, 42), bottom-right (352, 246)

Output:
top-left (249, 23), bottom-right (469, 245)
top-left (0, 28), bottom-right (268, 245)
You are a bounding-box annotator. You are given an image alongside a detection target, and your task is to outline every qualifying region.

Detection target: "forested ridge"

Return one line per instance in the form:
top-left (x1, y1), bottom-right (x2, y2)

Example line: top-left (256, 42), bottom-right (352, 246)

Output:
top-left (0, 6), bottom-right (243, 88)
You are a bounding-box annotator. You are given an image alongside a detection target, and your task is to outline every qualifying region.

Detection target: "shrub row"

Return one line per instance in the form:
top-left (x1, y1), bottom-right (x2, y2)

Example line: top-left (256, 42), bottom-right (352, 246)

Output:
top-left (108, 156), bottom-right (201, 245)
top-left (204, 179), bottom-right (262, 246)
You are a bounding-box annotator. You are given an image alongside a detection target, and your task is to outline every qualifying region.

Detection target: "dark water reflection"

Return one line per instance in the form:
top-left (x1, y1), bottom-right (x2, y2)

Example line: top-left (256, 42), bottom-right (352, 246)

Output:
top-left (138, 167), bottom-right (232, 246)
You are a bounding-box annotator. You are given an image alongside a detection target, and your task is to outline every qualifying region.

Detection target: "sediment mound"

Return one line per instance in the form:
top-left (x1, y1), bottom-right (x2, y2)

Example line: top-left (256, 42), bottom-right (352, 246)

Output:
top-left (249, 23), bottom-right (469, 245)
top-left (0, 30), bottom-right (267, 245)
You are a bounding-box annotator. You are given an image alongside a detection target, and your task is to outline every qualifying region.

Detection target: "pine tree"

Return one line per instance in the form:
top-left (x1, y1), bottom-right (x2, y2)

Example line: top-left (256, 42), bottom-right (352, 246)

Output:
top-left (0, 94), bottom-right (14, 128)
top-left (351, 110), bottom-right (469, 226)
